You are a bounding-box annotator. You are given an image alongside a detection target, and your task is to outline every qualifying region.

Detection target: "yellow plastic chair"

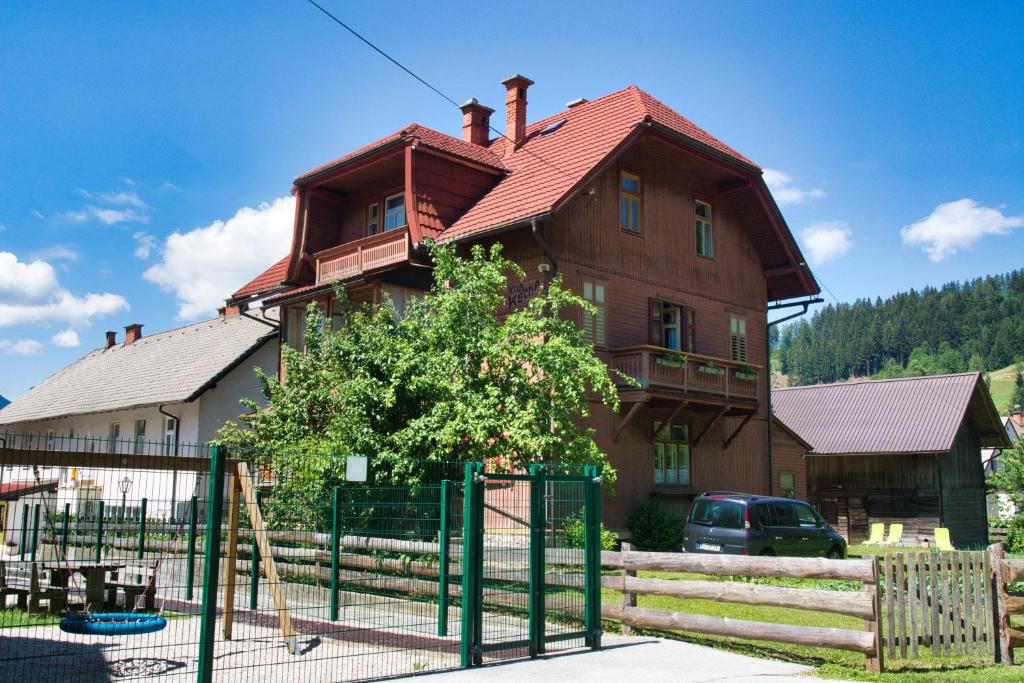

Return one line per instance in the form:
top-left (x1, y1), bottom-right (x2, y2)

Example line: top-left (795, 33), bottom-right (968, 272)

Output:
top-left (934, 527), bottom-right (955, 552)
top-left (865, 523), bottom-right (886, 545)
top-left (879, 523), bottom-right (904, 546)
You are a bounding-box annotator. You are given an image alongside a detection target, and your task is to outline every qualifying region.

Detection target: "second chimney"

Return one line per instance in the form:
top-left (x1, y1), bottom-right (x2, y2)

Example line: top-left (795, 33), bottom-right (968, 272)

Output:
top-left (501, 74), bottom-right (533, 156)
top-left (124, 323), bottom-right (143, 345)
top-left (105, 330), bottom-right (117, 350)
top-left (460, 99), bottom-right (494, 147)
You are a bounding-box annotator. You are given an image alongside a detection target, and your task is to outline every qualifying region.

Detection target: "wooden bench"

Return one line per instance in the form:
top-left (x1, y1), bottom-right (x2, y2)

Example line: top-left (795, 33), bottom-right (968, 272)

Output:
top-left (0, 561), bottom-right (66, 614)
top-left (106, 564), bottom-right (158, 611)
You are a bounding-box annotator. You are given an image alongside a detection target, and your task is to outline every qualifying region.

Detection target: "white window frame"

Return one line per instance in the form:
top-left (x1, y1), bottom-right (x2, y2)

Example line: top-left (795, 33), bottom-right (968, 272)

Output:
top-left (383, 192), bottom-right (406, 232)
top-left (366, 202), bottom-right (380, 236)
top-left (108, 422), bottom-right (120, 454)
top-left (696, 199), bottom-right (714, 258)
top-left (653, 421), bottom-right (690, 486)
top-left (730, 314), bottom-right (748, 362)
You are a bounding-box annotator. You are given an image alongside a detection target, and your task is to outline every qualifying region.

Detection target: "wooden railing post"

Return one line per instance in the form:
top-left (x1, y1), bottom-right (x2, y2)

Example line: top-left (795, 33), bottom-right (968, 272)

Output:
top-left (620, 542), bottom-right (636, 636)
top-left (989, 542), bottom-right (1014, 665)
top-left (865, 556), bottom-right (884, 673)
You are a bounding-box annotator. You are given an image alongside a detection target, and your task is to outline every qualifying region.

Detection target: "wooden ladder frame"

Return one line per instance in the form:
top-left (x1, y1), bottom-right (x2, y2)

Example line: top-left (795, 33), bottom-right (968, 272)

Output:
top-left (222, 462), bottom-right (297, 654)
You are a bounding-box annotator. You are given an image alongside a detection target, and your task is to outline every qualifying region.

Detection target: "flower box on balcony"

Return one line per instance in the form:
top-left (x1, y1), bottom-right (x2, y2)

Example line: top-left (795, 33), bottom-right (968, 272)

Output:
top-left (654, 354), bottom-right (687, 368)
top-left (697, 363), bottom-right (725, 376)
top-left (735, 370), bottom-right (759, 381)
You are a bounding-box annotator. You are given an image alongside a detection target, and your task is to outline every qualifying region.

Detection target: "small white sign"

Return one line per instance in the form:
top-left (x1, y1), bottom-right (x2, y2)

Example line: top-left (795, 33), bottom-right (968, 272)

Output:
top-left (346, 455), bottom-right (368, 482)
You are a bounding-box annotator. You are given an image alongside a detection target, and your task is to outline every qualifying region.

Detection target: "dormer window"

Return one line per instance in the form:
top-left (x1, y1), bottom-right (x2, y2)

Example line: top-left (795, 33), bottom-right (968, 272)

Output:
top-left (384, 192), bottom-right (406, 231)
top-left (366, 202), bottom-right (380, 236)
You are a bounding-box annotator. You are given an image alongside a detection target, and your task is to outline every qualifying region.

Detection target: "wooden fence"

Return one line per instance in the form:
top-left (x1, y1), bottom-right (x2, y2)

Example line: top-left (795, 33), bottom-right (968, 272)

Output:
top-left (601, 543), bottom-right (884, 672)
top-left (876, 551), bottom-right (992, 659)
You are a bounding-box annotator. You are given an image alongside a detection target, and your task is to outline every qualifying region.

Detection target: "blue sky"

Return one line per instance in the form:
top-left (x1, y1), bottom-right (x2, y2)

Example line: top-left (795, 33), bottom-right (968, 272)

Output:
top-left (1, 1), bottom-right (1022, 399)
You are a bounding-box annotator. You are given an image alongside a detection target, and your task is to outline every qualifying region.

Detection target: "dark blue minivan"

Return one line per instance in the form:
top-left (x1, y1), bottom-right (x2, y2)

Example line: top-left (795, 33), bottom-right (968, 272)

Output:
top-left (683, 492), bottom-right (847, 558)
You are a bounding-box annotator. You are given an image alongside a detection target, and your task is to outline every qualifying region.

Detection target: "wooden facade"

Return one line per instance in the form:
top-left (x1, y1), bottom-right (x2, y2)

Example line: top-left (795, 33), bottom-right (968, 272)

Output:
top-left (246, 82), bottom-right (820, 533)
top-left (806, 425), bottom-right (990, 547)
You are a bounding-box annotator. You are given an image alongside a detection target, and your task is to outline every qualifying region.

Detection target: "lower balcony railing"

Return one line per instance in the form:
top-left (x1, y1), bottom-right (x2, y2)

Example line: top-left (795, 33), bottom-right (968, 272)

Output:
top-left (316, 228), bottom-right (410, 285)
top-left (609, 345), bottom-right (760, 403)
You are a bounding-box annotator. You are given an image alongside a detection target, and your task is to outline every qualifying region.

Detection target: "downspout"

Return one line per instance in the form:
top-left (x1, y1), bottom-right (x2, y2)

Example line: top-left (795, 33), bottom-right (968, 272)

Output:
top-left (158, 404), bottom-right (180, 520)
top-left (530, 218), bottom-right (558, 279)
top-left (765, 297), bottom-right (824, 496)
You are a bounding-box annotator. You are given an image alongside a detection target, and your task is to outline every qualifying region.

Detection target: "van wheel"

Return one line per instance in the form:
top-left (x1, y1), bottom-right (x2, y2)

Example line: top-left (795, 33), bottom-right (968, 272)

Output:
top-left (759, 548), bottom-right (775, 557)
top-left (827, 546), bottom-right (844, 560)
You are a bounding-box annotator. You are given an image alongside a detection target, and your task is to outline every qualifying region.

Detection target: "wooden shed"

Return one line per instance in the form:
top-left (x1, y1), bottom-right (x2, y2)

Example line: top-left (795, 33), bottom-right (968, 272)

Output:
top-left (772, 373), bottom-right (1010, 547)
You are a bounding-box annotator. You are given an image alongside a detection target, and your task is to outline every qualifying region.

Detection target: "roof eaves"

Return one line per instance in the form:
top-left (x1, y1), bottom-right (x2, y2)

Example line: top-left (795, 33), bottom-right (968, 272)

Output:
top-left (294, 137), bottom-right (408, 186)
top-left (184, 331), bottom-right (277, 403)
top-left (437, 210), bottom-right (552, 245)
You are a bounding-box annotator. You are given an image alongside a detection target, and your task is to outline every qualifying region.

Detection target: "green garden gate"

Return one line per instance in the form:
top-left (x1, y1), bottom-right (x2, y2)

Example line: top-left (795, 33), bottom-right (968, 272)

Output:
top-left (455, 463), bottom-right (603, 667)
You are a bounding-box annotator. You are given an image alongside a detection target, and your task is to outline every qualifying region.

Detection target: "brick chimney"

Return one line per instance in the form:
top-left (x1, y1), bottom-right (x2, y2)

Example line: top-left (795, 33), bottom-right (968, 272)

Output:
top-left (124, 323), bottom-right (143, 345)
top-left (105, 330), bottom-right (117, 349)
top-left (500, 74), bottom-right (533, 156)
top-left (460, 99), bottom-right (494, 147)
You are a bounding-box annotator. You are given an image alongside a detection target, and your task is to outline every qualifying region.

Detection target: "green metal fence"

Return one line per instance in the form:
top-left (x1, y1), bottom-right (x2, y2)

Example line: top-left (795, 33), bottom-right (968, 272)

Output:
top-left (0, 435), bottom-right (602, 682)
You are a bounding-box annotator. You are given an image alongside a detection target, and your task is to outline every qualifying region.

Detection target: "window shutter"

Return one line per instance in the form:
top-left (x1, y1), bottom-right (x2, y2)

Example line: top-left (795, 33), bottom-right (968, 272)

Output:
top-left (683, 306), bottom-right (696, 352)
top-left (649, 299), bottom-right (664, 346)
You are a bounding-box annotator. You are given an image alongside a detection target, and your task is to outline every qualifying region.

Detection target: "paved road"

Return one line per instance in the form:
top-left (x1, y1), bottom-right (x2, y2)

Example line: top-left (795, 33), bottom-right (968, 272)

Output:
top-left (396, 635), bottom-right (855, 682)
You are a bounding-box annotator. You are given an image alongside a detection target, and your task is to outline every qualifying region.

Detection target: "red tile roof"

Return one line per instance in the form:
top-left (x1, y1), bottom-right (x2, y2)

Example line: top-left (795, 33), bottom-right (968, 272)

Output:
top-left (772, 373), bottom-right (1010, 455)
top-left (231, 255), bottom-right (290, 300)
top-left (0, 480), bottom-right (58, 500)
top-left (441, 85), bottom-right (758, 240)
top-left (294, 124), bottom-right (506, 184)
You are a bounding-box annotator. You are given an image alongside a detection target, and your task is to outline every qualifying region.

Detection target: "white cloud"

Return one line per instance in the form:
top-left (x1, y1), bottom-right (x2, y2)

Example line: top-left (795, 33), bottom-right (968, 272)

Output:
top-left (900, 198), bottom-right (1024, 262)
top-left (30, 244), bottom-right (80, 262)
top-left (51, 329), bottom-right (81, 347)
top-left (144, 197), bottom-right (294, 320)
top-left (88, 206), bottom-right (150, 225)
top-left (160, 181), bottom-right (182, 192)
top-left (0, 251), bottom-right (128, 327)
top-left (764, 168), bottom-right (827, 206)
top-left (30, 210), bottom-right (44, 219)
top-left (97, 190), bottom-right (147, 209)
top-left (0, 252), bottom-right (59, 301)
top-left (0, 339), bottom-right (44, 356)
top-left (801, 221), bottom-right (853, 265)
top-left (133, 231), bottom-right (157, 259)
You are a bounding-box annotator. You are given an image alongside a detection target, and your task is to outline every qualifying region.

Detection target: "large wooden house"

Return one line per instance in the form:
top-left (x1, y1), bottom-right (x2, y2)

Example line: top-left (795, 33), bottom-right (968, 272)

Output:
top-left (228, 77), bottom-right (819, 530)
top-left (773, 373), bottom-right (1011, 547)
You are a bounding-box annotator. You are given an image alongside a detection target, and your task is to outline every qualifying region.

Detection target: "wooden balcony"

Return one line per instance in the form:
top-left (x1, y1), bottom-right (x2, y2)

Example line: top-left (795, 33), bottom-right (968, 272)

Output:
top-left (609, 345), bottom-right (760, 405)
top-left (315, 228), bottom-right (410, 285)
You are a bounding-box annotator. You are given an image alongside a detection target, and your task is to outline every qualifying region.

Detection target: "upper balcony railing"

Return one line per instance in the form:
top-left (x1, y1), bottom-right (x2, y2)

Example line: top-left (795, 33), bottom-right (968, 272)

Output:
top-left (316, 228), bottom-right (410, 285)
top-left (609, 345), bottom-right (760, 403)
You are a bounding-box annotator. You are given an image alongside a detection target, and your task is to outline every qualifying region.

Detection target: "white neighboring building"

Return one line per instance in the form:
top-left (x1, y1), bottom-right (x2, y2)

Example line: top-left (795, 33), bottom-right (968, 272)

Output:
top-left (0, 314), bottom-right (278, 550)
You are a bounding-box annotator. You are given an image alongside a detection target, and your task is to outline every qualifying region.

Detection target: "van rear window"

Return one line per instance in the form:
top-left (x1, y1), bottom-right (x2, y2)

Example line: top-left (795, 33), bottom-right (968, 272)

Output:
top-left (689, 499), bottom-right (744, 529)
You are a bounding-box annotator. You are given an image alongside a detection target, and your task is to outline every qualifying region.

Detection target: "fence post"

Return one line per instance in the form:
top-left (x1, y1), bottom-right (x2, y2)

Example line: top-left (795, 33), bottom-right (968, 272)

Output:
top-left (250, 489), bottom-right (262, 611)
top-left (988, 542), bottom-right (1013, 665)
top-left (620, 541), bottom-right (636, 636)
top-left (330, 486), bottom-right (340, 622)
top-left (437, 479), bottom-right (451, 637)
top-left (95, 500), bottom-right (105, 564)
top-left (528, 464), bottom-right (546, 657)
top-left (60, 502), bottom-right (70, 558)
top-left (19, 503), bottom-right (28, 558)
top-left (865, 555), bottom-right (884, 673)
top-left (136, 498), bottom-right (147, 584)
top-left (30, 503), bottom-right (40, 563)
top-left (197, 444), bottom-right (227, 683)
top-left (460, 462), bottom-right (483, 668)
top-left (584, 465), bottom-right (603, 650)
top-left (186, 495), bottom-right (198, 601)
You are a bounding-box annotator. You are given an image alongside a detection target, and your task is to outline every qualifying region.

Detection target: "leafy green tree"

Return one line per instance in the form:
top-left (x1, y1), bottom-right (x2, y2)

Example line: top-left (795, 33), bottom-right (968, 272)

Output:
top-left (1012, 363), bottom-right (1024, 414)
top-left (220, 243), bottom-right (626, 514)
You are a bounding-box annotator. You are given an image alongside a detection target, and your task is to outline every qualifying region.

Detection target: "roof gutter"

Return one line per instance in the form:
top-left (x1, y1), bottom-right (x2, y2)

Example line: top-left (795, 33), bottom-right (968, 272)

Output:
top-left (158, 404), bottom-right (180, 456)
top-left (437, 211), bottom-right (551, 246)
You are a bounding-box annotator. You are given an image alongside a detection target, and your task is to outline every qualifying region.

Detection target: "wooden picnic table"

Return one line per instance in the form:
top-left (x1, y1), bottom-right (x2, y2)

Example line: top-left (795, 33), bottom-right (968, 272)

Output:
top-left (44, 563), bottom-right (125, 612)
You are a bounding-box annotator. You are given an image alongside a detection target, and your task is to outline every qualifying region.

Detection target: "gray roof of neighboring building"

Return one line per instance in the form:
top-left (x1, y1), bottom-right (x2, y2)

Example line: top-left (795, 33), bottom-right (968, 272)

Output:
top-left (0, 315), bottom-right (277, 424)
top-left (772, 372), bottom-right (1010, 456)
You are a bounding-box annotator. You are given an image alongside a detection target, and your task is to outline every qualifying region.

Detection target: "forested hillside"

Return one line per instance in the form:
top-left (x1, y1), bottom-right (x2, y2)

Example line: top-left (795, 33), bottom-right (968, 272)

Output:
top-left (774, 269), bottom-right (1024, 386)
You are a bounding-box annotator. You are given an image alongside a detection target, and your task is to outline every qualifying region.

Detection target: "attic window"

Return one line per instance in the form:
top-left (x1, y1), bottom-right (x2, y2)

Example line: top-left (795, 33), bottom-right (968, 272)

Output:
top-left (539, 119), bottom-right (566, 136)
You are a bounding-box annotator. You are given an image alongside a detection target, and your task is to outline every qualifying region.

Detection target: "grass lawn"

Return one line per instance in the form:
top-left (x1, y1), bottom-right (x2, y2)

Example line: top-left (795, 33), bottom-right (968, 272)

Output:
top-left (988, 364), bottom-right (1019, 414)
top-left (601, 547), bottom-right (1024, 682)
top-left (0, 607), bottom-right (61, 629)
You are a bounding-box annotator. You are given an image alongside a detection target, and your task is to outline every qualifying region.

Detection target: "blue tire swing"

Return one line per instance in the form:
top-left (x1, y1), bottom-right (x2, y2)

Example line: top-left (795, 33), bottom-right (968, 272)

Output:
top-left (60, 612), bottom-right (168, 636)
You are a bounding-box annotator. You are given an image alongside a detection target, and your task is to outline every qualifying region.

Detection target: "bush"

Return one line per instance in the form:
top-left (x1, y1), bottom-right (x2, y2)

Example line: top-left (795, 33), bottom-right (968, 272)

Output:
top-left (628, 499), bottom-right (683, 551)
top-left (562, 511), bottom-right (617, 550)
top-left (1006, 514), bottom-right (1024, 554)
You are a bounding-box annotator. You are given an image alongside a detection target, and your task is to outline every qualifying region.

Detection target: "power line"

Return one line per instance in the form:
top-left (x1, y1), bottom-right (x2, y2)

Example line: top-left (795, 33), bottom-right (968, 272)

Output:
top-left (301, 0), bottom-right (579, 183)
